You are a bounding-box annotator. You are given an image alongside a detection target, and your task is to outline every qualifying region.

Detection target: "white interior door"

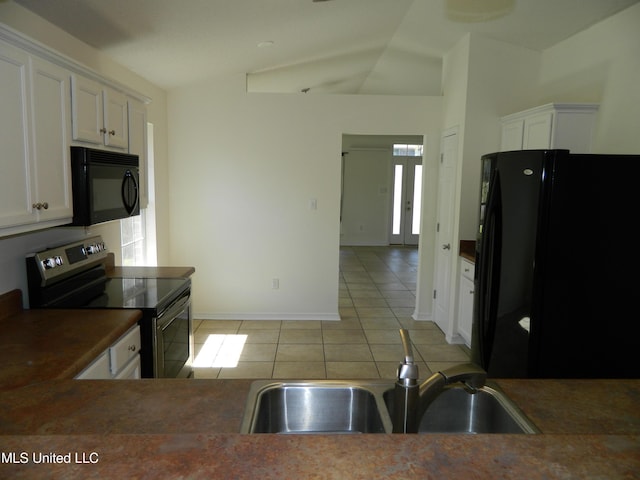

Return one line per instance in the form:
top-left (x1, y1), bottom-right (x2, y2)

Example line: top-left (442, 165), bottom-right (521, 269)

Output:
top-left (389, 157), bottom-right (422, 245)
top-left (433, 130), bottom-right (458, 333)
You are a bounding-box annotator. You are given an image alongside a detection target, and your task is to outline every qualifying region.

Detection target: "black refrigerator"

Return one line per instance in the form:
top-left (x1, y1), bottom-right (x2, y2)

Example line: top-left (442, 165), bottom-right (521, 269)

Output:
top-left (471, 149), bottom-right (640, 378)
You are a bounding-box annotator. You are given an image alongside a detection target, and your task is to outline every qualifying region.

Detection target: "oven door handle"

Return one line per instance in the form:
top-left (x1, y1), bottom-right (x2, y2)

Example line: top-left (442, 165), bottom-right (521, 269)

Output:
top-left (156, 289), bottom-right (190, 329)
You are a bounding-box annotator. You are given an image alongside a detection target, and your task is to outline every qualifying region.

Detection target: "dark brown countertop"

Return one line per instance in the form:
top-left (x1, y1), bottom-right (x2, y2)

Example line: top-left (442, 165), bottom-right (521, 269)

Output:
top-left (459, 239), bottom-right (476, 262)
top-left (103, 253), bottom-right (195, 278)
top-left (0, 290), bottom-right (141, 391)
top-left (0, 379), bottom-right (638, 478)
top-left (2, 275), bottom-right (639, 478)
top-left (106, 265), bottom-right (195, 278)
top-left (0, 433), bottom-right (638, 479)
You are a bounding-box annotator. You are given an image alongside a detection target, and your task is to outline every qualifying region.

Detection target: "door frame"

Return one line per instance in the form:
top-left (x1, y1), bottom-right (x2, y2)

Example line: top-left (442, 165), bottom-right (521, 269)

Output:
top-left (389, 156), bottom-right (422, 246)
top-left (432, 126), bottom-right (460, 342)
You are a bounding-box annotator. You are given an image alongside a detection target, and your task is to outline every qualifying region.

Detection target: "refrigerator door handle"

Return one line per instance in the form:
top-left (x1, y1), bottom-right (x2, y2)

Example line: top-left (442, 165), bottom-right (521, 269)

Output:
top-left (477, 170), bottom-right (503, 370)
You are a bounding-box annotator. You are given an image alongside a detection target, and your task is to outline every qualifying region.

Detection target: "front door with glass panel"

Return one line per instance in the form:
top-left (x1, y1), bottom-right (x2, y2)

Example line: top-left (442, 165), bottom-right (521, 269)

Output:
top-left (389, 150), bottom-right (422, 245)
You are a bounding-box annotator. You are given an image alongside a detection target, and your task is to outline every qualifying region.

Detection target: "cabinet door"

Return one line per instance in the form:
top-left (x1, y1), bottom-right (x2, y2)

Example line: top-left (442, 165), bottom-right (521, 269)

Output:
top-left (114, 355), bottom-right (141, 379)
top-left (0, 42), bottom-right (33, 229)
top-left (500, 119), bottom-right (524, 151)
top-left (71, 74), bottom-right (103, 145)
top-left (30, 56), bottom-right (73, 222)
top-left (522, 111), bottom-right (553, 149)
top-left (103, 88), bottom-right (128, 149)
top-left (109, 325), bottom-right (141, 375)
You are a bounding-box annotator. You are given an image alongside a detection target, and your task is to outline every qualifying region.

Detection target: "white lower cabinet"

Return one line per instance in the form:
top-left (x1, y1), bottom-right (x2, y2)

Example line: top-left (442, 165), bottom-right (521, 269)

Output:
top-left (457, 259), bottom-right (475, 348)
top-left (76, 325), bottom-right (141, 380)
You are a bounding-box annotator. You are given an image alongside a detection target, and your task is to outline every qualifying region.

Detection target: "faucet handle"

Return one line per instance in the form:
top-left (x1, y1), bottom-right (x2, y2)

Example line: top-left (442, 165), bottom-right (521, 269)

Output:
top-left (398, 329), bottom-right (414, 364)
top-left (439, 363), bottom-right (487, 391)
top-left (397, 329), bottom-right (419, 383)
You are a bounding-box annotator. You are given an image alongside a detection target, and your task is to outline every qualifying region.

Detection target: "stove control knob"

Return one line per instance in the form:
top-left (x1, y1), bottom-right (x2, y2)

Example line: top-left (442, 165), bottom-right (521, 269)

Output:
top-left (87, 244), bottom-right (97, 254)
top-left (42, 257), bottom-right (56, 269)
top-left (54, 256), bottom-right (64, 266)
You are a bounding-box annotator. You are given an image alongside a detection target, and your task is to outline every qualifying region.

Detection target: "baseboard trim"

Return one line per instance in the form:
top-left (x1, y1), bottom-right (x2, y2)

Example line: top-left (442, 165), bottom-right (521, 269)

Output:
top-left (412, 311), bottom-right (434, 321)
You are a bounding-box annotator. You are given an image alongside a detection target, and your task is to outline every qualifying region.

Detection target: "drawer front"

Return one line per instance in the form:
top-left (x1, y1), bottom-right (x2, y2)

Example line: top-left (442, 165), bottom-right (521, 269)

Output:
top-left (461, 259), bottom-right (475, 281)
top-left (76, 350), bottom-right (110, 379)
top-left (110, 325), bottom-right (141, 375)
top-left (114, 355), bottom-right (141, 379)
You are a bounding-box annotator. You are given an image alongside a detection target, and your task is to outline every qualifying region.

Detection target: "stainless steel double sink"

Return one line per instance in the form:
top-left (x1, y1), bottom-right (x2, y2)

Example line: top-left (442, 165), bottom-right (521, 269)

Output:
top-left (240, 379), bottom-right (540, 434)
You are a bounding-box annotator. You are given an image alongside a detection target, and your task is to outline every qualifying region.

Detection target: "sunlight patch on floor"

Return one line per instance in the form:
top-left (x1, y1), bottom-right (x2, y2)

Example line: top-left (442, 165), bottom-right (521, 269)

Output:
top-left (193, 334), bottom-right (247, 368)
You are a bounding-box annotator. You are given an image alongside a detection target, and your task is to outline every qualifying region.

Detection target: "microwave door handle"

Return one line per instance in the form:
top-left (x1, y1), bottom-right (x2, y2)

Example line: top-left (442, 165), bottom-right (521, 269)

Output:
top-left (121, 170), bottom-right (139, 214)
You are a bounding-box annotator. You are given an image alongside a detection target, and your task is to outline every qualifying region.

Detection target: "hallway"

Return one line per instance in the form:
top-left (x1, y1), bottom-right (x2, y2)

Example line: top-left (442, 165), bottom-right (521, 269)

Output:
top-left (192, 246), bottom-right (470, 379)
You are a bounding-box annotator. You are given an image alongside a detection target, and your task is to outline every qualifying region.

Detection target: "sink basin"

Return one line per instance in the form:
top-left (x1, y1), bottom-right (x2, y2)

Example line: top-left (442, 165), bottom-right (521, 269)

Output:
top-left (240, 380), bottom-right (391, 434)
top-left (240, 379), bottom-right (538, 435)
top-left (383, 384), bottom-right (540, 434)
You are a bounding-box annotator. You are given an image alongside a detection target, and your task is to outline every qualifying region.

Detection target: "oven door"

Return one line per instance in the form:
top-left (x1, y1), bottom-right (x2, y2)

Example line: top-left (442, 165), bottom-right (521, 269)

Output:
top-left (153, 289), bottom-right (193, 378)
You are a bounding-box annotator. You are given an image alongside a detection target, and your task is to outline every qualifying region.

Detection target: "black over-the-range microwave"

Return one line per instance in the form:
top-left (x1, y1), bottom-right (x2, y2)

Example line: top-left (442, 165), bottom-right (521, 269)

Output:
top-left (69, 146), bottom-right (140, 226)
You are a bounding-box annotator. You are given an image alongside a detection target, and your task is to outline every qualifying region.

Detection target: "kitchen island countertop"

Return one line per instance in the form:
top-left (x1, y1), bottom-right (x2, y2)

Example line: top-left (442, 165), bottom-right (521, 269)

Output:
top-left (0, 378), bottom-right (638, 478)
top-left (0, 291), bottom-right (141, 391)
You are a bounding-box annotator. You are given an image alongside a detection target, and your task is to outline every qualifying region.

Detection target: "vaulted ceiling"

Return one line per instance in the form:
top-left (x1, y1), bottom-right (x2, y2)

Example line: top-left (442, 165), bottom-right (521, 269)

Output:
top-left (13, 0), bottom-right (640, 94)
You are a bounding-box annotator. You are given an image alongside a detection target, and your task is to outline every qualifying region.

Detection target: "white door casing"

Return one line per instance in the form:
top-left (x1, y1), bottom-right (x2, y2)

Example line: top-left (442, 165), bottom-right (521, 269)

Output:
top-left (433, 129), bottom-right (458, 335)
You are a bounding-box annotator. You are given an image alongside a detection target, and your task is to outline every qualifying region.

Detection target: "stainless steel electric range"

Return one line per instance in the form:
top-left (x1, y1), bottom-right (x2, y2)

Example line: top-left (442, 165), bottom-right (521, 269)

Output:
top-left (26, 236), bottom-right (193, 378)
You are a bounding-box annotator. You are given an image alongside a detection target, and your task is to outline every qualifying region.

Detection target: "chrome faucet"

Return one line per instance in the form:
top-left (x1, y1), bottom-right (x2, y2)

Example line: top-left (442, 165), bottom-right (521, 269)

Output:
top-left (392, 328), bottom-right (487, 433)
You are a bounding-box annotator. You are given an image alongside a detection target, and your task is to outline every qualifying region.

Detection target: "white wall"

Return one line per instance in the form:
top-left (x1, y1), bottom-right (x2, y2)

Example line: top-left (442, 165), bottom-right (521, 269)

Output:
top-left (340, 148), bottom-right (392, 246)
top-left (538, 2), bottom-right (640, 154)
top-left (167, 74), bottom-right (442, 319)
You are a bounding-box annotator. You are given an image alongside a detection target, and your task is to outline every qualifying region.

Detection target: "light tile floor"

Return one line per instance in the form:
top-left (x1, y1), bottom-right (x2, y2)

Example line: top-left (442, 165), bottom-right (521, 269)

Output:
top-left (192, 246), bottom-right (470, 380)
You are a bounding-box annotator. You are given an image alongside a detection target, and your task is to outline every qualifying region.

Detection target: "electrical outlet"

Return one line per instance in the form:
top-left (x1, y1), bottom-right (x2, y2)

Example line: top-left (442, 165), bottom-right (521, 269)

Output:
top-left (272, 278), bottom-right (280, 289)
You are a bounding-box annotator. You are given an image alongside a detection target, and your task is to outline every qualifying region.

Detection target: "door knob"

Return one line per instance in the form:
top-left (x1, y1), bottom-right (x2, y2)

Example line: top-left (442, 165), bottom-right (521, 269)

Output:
top-left (442, 243), bottom-right (451, 250)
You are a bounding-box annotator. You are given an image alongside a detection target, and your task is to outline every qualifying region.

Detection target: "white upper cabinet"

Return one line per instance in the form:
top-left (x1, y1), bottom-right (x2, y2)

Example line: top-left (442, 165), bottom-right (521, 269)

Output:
top-left (29, 56), bottom-right (73, 223)
top-left (501, 103), bottom-right (599, 153)
top-left (0, 42), bottom-right (32, 230)
top-left (71, 74), bottom-right (129, 149)
top-left (103, 87), bottom-right (129, 149)
top-left (1, 25), bottom-right (149, 237)
top-left (0, 42), bottom-right (73, 235)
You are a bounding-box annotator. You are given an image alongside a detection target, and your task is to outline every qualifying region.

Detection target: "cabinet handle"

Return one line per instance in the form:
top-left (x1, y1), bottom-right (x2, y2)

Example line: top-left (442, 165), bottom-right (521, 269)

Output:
top-left (128, 345), bottom-right (136, 352)
top-left (100, 127), bottom-right (107, 134)
top-left (31, 202), bottom-right (49, 210)
top-left (470, 290), bottom-right (474, 295)
top-left (109, 129), bottom-right (116, 136)
top-left (42, 202), bottom-right (48, 210)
